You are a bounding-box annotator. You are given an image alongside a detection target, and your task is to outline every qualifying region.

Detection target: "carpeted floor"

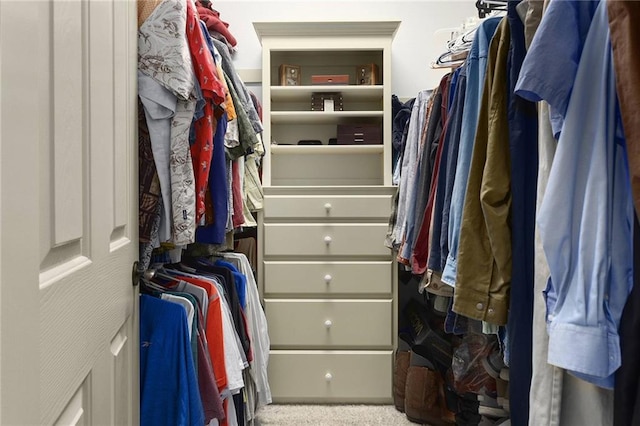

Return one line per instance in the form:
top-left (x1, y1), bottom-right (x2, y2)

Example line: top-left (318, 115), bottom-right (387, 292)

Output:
top-left (255, 404), bottom-right (420, 425)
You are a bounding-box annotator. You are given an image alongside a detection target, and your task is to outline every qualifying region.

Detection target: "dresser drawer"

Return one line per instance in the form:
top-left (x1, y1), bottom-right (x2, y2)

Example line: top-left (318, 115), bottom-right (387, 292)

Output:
top-left (264, 261), bottom-right (392, 296)
top-left (263, 223), bottom-right (390, 256)
top-left (265, 299), bottom-right (392, 348)
top-left (268, 350), bottom-right (393, 403)
top-left (264, 194), bottom-right (391, 219)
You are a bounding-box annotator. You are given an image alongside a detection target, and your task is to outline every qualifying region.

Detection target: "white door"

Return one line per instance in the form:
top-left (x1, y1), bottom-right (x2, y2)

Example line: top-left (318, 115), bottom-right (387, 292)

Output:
top-left (0, 0), bottom-right (139, 424)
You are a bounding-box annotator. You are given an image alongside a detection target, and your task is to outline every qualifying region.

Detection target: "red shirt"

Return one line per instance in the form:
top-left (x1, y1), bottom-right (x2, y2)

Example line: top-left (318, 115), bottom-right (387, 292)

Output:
top-left (186, 0), bottom-right (226, 222)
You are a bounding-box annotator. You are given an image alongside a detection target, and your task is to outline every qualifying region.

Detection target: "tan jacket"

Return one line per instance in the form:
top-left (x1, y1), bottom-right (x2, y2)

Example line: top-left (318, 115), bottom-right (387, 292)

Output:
top-left (608, 1), bottom-right (640, 220)
top-left (453, 18), bottom-right (512, 325)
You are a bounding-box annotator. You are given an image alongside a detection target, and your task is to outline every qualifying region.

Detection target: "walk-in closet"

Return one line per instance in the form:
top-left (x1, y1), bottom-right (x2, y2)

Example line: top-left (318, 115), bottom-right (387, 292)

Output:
top-left (1, 1), bottom-right (638, 425)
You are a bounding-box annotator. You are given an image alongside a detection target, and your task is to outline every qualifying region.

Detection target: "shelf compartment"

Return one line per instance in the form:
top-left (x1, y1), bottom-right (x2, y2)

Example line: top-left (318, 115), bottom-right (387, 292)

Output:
top-left (270, 50), bottom-right (384, 87)
top-left (271, 85), bottom-right (383, 112)
top-left (271, 111), bottom-right (382, 124)
top-left (270, 144), bottom-right (383, 154)
top-left (270, 85), bottom-right (383, 102)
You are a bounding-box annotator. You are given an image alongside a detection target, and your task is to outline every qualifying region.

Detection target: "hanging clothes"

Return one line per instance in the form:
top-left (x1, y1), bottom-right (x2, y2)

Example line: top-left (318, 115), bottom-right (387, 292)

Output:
top-left (141, 251), bottom-right (269, 426)
top-left (536, 0), bottom-right (633, 390)
top-left (185, 0), bottom-right (226, 223)
top-left (441, 16), bottom-right (502, 288)
top-left (516, 1), bottom-right (617, 425)
top-left (452, 17), bottom-right (512, 326)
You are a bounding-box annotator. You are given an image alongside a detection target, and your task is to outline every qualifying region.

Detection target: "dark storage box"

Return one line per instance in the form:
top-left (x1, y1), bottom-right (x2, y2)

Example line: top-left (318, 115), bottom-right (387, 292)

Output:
top-left (337, 124), bottom-right (382, 145)
top-left (311, 92), bottom-right (344, 111)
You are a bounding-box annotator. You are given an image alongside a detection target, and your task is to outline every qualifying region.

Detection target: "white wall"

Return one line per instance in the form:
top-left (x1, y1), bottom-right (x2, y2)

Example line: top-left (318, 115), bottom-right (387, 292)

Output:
top-left (214, 0), bottom-right (478, 99)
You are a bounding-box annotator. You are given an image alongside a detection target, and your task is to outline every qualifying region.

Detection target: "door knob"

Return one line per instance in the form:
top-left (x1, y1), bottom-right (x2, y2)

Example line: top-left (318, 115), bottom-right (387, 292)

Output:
top-left (131, 261), bottom-right (140, 287)
top-left (324, 203), bottom-right (332, 211)
top-left (324, 319), bottom-right (333, 328)
top-left (324, 274), bottom-right (332, 283)
top-left (324, 236), bottom-right (332, 244)
top-left (325, 372), bottom-right (333, 382)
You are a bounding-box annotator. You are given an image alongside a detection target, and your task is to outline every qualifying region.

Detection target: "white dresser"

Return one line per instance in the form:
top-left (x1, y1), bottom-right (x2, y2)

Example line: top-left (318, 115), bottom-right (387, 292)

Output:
top-left (254, 21), bottom-right (400, 403)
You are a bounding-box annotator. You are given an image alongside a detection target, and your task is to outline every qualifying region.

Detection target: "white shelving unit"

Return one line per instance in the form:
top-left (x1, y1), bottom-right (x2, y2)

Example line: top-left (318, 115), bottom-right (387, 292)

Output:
top-left (254, 21), bottom-right (400, 404)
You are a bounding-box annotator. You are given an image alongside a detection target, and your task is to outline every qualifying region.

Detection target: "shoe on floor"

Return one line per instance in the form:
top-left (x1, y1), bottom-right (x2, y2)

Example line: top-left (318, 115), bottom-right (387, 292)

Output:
top-left (478, 395), bottom-right (509, 419)
top-left (499, 367), bottom-right (510, 382)
top-left (404, 364), bottom-right (455, 426)
top-left (478, 416), bottom-right (511, 426)
top-left (450, 332), bottom-right (497, 399)
top-left (393, 350), bottom-right (410, 412)
top-left (482, 348), bottom-right (506, 379)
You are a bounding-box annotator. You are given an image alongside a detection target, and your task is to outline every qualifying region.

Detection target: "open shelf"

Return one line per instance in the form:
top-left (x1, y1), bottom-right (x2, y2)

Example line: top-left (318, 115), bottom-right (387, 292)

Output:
top-left (271, 111), bottom-right (383, 124)
top-left (271, 85), bottom-right (383, 103)
top-left (270, 144), bottom-right (384, 155)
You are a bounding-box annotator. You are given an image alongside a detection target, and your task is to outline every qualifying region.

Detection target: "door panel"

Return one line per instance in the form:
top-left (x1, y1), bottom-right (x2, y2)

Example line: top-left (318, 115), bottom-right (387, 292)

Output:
top-left (38, 0), bottom-right (89, 281)
top-left (54, 378), bottom-right (91, 426)
top-left (0, 0), bottom-right (139, 424)
top-left (52, 0), bottom-right (85, 246)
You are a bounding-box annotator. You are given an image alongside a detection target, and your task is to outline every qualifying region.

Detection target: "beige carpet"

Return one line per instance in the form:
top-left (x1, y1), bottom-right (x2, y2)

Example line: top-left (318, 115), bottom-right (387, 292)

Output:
top-left (255, 404), bottom-right (420, 425)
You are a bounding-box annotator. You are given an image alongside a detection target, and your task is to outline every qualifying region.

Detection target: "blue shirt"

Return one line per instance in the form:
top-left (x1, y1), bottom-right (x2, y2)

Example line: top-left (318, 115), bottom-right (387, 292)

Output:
top-left (515, 0), bottom-right (599, 138)
top-left (535, 0), bottom-right (634, 389)
top-left (441, 16), bottom-right (501, 287)
top-left (215, 259), bottom-right (247, 310)
top-left (140, 295), bottom-right (205, 426)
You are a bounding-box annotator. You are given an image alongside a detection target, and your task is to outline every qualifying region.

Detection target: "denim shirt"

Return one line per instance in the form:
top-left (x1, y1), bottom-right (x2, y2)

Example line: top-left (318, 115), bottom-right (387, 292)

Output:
top-left (537, 0), bottom-right (634, 389)
top-left (426, 67), bottom-right (466, 273)
top-left (390, 90), bottom-right (433, 250)
top-left (441, 17), bottom-right (502, 287)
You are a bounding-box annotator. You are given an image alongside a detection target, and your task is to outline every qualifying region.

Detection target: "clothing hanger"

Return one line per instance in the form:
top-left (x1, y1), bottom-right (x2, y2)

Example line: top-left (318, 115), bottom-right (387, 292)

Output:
top-left (431, 15), bottom-right (480, 70)
top-left (140, 275), bottom-right (167, 295)
top-left (430, 50), bottom-right (467, 69)
top-left (446, 26), bottom-right (476, 53)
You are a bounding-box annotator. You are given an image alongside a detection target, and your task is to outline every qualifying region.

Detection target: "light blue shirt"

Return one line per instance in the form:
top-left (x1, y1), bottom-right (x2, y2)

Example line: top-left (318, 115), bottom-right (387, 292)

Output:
top-left (515, 0), bottom-right (599, 138)
top-left (536, 0), bottom-right (633, 389)
top-left (441, 17), bottom-right (501, 287)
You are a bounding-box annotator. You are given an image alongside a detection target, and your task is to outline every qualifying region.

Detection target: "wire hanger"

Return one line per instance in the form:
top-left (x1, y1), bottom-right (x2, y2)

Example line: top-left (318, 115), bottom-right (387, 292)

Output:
top-left (430, 50), bottom-right (467, 69)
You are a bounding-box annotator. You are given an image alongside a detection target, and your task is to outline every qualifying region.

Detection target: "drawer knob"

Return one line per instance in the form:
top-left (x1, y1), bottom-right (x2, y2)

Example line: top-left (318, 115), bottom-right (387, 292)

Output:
top-left (325, 372), bottom-right (333, 382)
top-left (324, 203), bottom-right (332, 211)
top-left (324, 235), bottom-right (333, 244)
top-left (324, 319), bottom-right (333, 328)
top-left (324, 274), bottom-right (332, 283)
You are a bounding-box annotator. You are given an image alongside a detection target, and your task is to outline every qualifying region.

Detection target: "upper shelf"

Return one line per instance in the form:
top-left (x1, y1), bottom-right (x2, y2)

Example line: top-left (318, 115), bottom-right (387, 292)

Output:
top-left (271, 111), bottom-right (383, 124)
top-left (270, 85), bottom-right (383, 103)
top-left (270, 144), bottom-right (384, 155)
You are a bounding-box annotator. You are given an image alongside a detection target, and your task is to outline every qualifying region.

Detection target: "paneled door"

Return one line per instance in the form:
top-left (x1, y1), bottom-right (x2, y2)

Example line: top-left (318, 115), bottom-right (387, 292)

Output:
top-left (0, 0), bottom-right (139, 424)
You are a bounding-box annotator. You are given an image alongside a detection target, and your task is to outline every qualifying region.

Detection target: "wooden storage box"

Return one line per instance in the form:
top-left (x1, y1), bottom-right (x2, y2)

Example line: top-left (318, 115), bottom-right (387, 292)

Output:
top-left (356, 63), bottom-right (380, 85)
top-left (337, 124), bottom-right (382, 145)
top-left (311, 74), bottom-right (350, 85)
top-left (279, 64), bottom-right (301, 86)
